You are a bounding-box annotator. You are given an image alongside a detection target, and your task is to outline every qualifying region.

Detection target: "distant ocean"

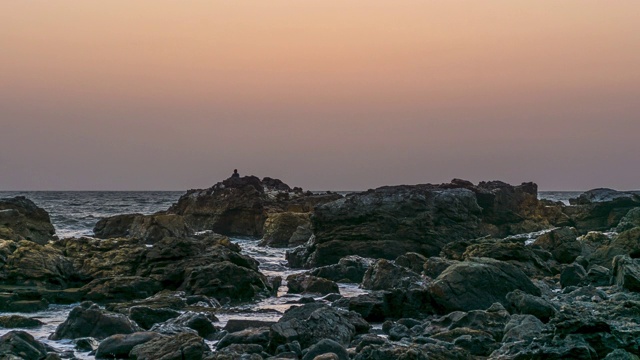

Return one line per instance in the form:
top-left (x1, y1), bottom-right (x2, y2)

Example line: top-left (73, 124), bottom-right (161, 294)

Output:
top-left (0, 190), bottom-right (582, 239)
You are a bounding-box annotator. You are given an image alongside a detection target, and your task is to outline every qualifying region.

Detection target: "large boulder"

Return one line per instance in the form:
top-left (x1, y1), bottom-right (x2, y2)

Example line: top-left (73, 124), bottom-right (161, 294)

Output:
top-left (286, 273), bottom-right (339, 295)
top-left (428, 257), bottom-right (541, 313)
top-left (361, 259), bottom-right (424, 291)
top-left (49, 301), bottom-right (141, 340)
top-left (612, 255), bottom-right (640, 291)
top-left (0, 239), bottom-right (76, 287)
top-left (309, 256), bottom-right (374, 283)
top-left (587, 227), bottom-right (640, 269)
top-left (93, 213), bottom-right (192, 243)
top-left (566, 189), bottom-right (640, 233)
top-left (95, 332), bottom-right (161, 359)
top-left (532, 227), bottom-right (581, 264)
top-left (0, 197), bottom-right (56, 244)
top-left (167, 176), bottom-right (341, 237)
top-left (293, 180), bottom-right (560, 268)
top-left (616, 208), bottom-right (640, 232)
top-left (268, 303), bottom-right (367, 351)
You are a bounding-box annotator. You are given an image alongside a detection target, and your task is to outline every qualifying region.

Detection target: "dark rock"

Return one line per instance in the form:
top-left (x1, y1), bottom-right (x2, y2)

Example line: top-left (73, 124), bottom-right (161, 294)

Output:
top-left (129, 332), bottom-right (211, 360)
top-left (423, 257), bottom-right (457, 279)
top-left (49, 301), bottom-right (141, 340)
top-left (309, 256), bottom-right (374, 283)
top-left (260, 212), bottom-right (312, 247)
top-left (223, 319), bottom-right (277, 333)
top-left (505, 289), bottom-right (556, 322)
top-left (0, 239), bottom-right (76, 288)
top-left (80, 276), bottom-right (163, 302)
top-left (95, 332), bottom-right (161, 359)
top-left (0, 196), bottom-right (56, 244)
top-left (383, 321), bottom-right (411, 341)
top-left (334, 287), bottom-right (433, 322)
top-left (268, 303), bottom-right (365, 351)
top-left (588, 227), bottom-right (640, 269)
top-left (74, 337), bottom-right (99, 352)
top-left (425, 303), bottom-right (511, 341)
top-left (302, 339), bottom-right (348, 360)
top-left (181, 261), bottom-right (271, 302)
top-left (532, 227), bottom-right (582, 264)
top-left (150, 311), bottom-right (218, 339)
top-left (0, 315), bottom-right (44, 328)
top-left (502, 314), bottom-right (545, 342)
top-left (0, 330), bottom-right (48, 359)
top-left (394, 252), bottom-right (428, 273)
top-left (129, 306), bottom-right (181, 330)
top-left (93, 213), bottom-right (192, 243)
top-left (428, 257), bottom-right (541, 313)
top-left (461, 240), bottom-right (553, 277)
top-left (566, 190), bottom-right (640, 233)
top-left (617, 208), bottom-right (640, 232)
top-left (570, 188), bottom-right (640, 205)
top-left (612, 255), bottom-right (640, 291)
top-left (560, 263), bottom-right (588, 288)
top-left (586, 265), bottom-right (611, 286)
top-left (216, 327), bottom-right (270, 350)
top-left (361, 259), bottom-right (424, 290)
top-left (353, 342), bottom-right (471, 360)
top-left (604, 349), bottom-right (640, 359)
top-left (286, 273), bottom-right (339, 295)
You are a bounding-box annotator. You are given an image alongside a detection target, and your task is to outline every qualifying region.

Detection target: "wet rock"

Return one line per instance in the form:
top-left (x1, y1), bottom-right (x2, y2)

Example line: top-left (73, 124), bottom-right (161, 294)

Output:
top-left (361, 259), bottom-right (424, 291)
top-left (209, 343), bottom-right (265, 359)
top-left (532, 227), bottom-right (582, 264)
top-left (588, 227), bottom-right (640, 269)
top-left (309, 256), bottom-right (373, 283)
top-left (383, 321), bottom-right (412, 341)
top-left (49, 301), bottom-right (141, 340)
top-left (612, 255), bottom-right (640, 291)
top-left (560, 263), bottom-right (588, 288)
top-left (0, 330), bottom-right (48, 359)
top-left (0, 295), bottom-right (49, 313)
top-left (353, 341), bottom-right (470, 360)
top-left (74, 337), bottom-right (100, 352)
top-left (80, 276), bottom-right (163, 302)
top-left (93, 213), bottom-right (192, 243)
top-left (425, 303), bottom-right (511, 341)
top-left (428, 257), bottom-right (541, 313)
top-left (604, 349), bottom-right (640, 359)
top-left (286, 273), bottom-right (339, 295)
top-left (95, 332), bottom-right (161, 359)
top-left (268, 303), bottom-right (365, 351)
top-left (260, 212), bottom-right (312, 247)
top-left (216, 327), bottom-right (270, 350)
top-left (334, 287), bottom-right (433, 322)
top-left (587, 265), bottom-right (611, 286)
top-left (617, 208), bottom-right (640, 232)
top-left (150, 311), bottom-right (218, 339)
top-left (0, 196), bottom-right (56, 244)
top-left (0, 315), bottom-right (44, 328)
top-left (302, 339), bottom-right (348, 360)
top-left (461, 240), bottom-right (553, 277)
top-left (223, 319), bottom-right (277, 333)
top-left (129, 306), bottom-right (181, 330)
top-left (505, 289), bottom-right (556, 322)
top-left (129, 332), bottom-right (211, 360)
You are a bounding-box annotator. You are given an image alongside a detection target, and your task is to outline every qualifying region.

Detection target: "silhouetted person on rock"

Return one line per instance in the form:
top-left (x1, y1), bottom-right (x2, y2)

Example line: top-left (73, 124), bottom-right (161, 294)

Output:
top-left (231, 169), bottom-right (240, 178)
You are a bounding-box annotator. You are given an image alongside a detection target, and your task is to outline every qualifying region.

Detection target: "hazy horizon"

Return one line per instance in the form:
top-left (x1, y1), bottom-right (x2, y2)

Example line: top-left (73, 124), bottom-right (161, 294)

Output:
top-left (2, 1), bottom-right (639, 191)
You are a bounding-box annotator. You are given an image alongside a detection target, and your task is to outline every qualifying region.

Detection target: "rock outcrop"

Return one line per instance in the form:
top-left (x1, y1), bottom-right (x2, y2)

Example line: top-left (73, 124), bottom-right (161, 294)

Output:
top-left (0, 197), bottom-right (56, 244)
top-left (93, 213), bottom-right (191, 243)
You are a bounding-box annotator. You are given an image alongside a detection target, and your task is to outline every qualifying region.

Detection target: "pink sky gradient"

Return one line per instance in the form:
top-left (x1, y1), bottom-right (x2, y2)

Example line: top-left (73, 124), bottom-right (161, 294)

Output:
top-left (1, 1), bottom-right (639, 190)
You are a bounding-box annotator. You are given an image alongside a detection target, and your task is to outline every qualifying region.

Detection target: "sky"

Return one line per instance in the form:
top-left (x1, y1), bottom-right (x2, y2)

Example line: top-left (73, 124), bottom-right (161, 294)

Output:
top-left (1, 1), bottom-right (639, 191)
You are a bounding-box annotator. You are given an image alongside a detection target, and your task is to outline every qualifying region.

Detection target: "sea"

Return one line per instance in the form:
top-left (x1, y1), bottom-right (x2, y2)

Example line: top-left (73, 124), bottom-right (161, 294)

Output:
top-left (0, 189), bottom-right (581, 358)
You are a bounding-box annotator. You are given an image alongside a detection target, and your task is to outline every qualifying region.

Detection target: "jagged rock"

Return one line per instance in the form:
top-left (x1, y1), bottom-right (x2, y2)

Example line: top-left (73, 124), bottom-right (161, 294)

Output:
top-left (150, 311), bottom-right (218, 339)
top-left (353, 342), bottom-right (471, 360)
top-left (566, 190), bottom-right (640, 233)
top-left (0, 239), bottom-right (76, 287)
top-left (181, 261), bottom-right (270, 302)
top-left (216, 327), bottom-right (270, 350)
top-left (209, 344), bottom-right (264, 359)
top-left (505, 289), bottom-right (556, 322)
top-left (296, 180), bottom-right (559, 268)
top-left (532, 227), bottom-right (582, 264)
top-left (394, 252), bottom-right (428, 273)
top-left (286, 273), bottom-right (339, 295)
top-left (586, 265), bottom-right (611, 286)
top-left (617, 208), bottom-right (640, 232)
top-left (95, 332), bottom-right (161, 359)
top-left (428, 257), bottom-right (541, 313)
top-left (129, 306), bottom-right (181, 330)
top-left (423, 257), bottom-right (457, 279)
top-left (167, 176), bottom-right (341, 237)
top-left (361, 259), bottom-right (424, 290)
top-left (425, 303), bottom-right (511, 341)
top-left (268, 303), bottom-right (366, 351)
top-left (0, 197), bottom-right (56, 244)
top-left (0, 315), bottom-right (44, 328)
top-left (560, 263), bottom-right (588, 288)
top-left (0, 330), bottom-right (49, 359)
top-left (129, 332), bottom-right (211, 360)
top-left (260, 212), bottom-right (312, 247)
top-left (612, 255), bottom-right (640, 291)
top-left (49, 301), bottom-right (141, 340)
top-left (461, 240), bottom-right (553, 277)
top-left (570, 189), bottom-right (640, 205)
top-left (587, 227), bottom-right (640, 268)
top-left (604, 349), bottom-right (640, 360)
top-left (309, 256), bottom-right (373, 283)
top-left (74, 337), bottom-right (100, 352)
top-left (502, 314), bottom-right (545, 342)
top-left (93, 213), bottom-right (192, 243)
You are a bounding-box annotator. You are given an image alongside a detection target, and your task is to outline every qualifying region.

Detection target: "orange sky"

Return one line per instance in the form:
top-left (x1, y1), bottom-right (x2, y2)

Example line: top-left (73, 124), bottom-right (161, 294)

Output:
top-left (1, 1), bottom-right (639, 190)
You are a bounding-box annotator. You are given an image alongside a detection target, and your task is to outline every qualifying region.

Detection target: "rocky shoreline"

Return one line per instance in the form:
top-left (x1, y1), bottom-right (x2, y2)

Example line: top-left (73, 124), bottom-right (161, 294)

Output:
top-left (1, 176), bottom-right (640, 359)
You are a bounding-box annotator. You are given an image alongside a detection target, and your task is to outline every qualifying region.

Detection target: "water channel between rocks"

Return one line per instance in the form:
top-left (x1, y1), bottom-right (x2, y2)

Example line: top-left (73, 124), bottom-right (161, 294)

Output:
top-left (0, 237), bottom-right (369, 359)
